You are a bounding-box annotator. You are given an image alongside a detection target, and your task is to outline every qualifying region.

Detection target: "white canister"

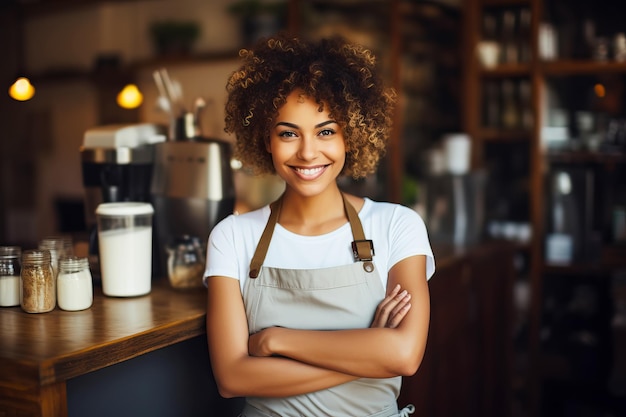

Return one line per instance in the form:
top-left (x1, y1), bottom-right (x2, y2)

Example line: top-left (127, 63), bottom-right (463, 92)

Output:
top-left (443, 133), bottom-right (471, 175)
top-left (96, 202), bottom-right (154, 297)
top-left (57, 256), bottom-right (93, 311)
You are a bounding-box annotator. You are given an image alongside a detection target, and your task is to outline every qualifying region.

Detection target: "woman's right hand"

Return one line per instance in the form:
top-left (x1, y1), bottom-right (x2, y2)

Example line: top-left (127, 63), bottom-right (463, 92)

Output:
top-left (370, 284), bottom-right (411, 329)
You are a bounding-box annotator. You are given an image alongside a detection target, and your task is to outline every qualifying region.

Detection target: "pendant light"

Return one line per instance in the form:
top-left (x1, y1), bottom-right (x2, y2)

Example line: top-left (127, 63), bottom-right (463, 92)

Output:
top-left (116, 83), bottom-right (143, 109)
top-left (9, 5), bottom-right (35, 102)
top-left (9, 77), bottom-right (35, 101)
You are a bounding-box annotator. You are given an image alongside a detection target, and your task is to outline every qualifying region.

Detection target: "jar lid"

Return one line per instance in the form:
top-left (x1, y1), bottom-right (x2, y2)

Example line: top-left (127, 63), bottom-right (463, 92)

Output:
top-left (58, 256), bottom-right (90, 270)
top-left (96, 202), bottom-right (154, 216)
top-left (0, 246), bottom-right (21, 259)
top-left (39, 235), bottom-right (72, 251)
top-left (22, 249), bottom-right (51, 263)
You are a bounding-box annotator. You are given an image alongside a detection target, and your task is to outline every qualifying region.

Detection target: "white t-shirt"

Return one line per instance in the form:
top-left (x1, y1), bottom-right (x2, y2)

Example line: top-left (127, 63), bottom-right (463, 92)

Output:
top-left (204, 198), bottom-right (435, 293)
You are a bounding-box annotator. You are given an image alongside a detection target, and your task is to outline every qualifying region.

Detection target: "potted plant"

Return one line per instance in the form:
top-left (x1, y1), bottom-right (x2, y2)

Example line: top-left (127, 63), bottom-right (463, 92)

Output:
top-left (150, 20), bottom-right (201, 57)
top-left (227, 0), bottom-right (287, 46)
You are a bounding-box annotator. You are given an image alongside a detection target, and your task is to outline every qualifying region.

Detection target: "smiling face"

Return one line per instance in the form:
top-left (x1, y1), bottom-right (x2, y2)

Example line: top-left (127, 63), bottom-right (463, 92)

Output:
top-left (267, 90), bottom-right (346, 199)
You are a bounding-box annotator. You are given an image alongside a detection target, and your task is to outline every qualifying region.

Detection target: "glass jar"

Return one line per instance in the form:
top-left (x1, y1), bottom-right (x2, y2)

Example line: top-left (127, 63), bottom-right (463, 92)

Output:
top-left (57, 256), bottom-right (93, 311)
top-left (0, 246), bottom-right (21, 307)
top-left (39, 235), bottom-right (73, 278)
top-left (21, 249), bottom-right (56, 313)
top-left (166, 235), bottom-right (205, 289)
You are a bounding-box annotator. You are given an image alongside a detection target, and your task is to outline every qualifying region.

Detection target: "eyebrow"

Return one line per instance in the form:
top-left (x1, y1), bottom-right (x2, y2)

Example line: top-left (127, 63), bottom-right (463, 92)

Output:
top-left (275, 120), bottom-right (337, 129)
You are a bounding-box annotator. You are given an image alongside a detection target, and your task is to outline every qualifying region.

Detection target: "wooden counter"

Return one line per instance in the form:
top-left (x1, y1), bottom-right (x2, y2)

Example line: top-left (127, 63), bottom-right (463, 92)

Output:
top-left (0, 279), bottom-right (208, 417)
top-left (0, 240), bottom-right (516, 417)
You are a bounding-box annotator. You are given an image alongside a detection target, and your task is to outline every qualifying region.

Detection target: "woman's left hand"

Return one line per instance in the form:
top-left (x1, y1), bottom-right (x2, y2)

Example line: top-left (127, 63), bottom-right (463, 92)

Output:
top-left (370, 284), bottom-right (411, 329)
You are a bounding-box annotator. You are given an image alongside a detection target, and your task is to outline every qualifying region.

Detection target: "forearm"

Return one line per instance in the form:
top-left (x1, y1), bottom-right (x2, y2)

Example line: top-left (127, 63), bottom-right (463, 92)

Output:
top-left (211, 351), bottom-right (356, 398)
top-left (266, 327), bottom-right (418, 378)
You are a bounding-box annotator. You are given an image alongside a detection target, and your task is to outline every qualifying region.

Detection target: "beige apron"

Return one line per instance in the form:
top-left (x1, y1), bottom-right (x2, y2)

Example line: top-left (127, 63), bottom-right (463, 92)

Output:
top-left (240, 194), bottom-right (415, 417)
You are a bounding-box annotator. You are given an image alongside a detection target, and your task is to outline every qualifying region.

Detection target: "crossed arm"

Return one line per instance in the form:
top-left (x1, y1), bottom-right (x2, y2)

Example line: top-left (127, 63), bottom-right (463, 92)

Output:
top-left (205, 254), bottom-right (430, 398)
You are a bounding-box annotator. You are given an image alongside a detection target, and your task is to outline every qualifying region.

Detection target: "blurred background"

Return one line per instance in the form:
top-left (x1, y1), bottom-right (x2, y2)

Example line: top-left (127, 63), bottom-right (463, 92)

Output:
top-left (0, 0), bottom-right (625, 416)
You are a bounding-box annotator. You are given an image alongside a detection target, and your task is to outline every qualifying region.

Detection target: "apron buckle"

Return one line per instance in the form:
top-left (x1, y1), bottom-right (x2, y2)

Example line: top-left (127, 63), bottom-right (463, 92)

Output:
top-left (352, 239), bottom-right (375, 261)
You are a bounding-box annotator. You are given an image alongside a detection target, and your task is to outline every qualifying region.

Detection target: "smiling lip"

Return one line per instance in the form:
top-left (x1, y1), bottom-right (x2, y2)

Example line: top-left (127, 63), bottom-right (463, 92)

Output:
top-left (292, 165), bottom-right (328, 180)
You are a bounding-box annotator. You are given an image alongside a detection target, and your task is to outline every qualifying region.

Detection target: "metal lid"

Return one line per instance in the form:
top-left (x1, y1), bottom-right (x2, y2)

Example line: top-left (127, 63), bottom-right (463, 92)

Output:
top-left (0, 246), bottom-right (21, 259)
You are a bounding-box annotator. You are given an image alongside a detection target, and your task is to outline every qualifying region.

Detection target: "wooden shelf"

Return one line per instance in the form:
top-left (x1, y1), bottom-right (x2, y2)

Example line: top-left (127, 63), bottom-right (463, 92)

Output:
top-left (477, 128), bottom-right (532, 142)
top-left (480, 63), bottom-right (532, 78)
top-left (546, 150), bottom-right (626, 165)
top-left (482, 0), bottom-right (530, 7)
top-left (542, 245), bottom-right (626, 276)
top-left (19, 0), bottom-right (144, 17)
top-left (27, 51), bottom-right (241, 84)
top-left (542, 60), bottom-right (626, 76)
top-left (132, 50), bottom-right (240, 70)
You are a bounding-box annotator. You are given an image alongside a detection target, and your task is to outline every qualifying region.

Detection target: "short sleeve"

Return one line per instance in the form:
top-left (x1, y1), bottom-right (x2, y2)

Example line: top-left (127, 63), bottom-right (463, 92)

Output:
top-left (203, 215), bottom-right (240, 285)
top-left (387, 205), bottom-right (435, 280)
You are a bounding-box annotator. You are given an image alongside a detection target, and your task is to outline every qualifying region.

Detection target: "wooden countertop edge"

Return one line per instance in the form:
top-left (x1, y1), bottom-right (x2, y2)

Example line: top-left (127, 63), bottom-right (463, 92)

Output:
top-left (47, 315), bottom-right (207, 385)
top-left (0, 311), bottom-right (207, 388)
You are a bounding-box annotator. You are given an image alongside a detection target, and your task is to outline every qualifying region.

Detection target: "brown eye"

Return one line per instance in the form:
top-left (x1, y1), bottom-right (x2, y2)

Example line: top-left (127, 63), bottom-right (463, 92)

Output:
top-left (278, 130), bottom-right (298, 140)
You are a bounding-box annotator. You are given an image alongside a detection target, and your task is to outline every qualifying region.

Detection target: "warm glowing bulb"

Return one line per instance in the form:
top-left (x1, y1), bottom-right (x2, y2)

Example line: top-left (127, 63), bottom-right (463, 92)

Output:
top-left (117, 84), bottom-right (143, 109)
top-left (594, 83), bottom-right (606, 98)
top-left (9, 77), bottom-right (35, 101)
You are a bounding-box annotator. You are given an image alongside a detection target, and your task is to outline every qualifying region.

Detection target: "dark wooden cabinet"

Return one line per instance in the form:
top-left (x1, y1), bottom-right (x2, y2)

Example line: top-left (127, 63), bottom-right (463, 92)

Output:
top-left (399, 242), bottom-right (515, 417)
top-left (462, 0), bottom-right (626, 415)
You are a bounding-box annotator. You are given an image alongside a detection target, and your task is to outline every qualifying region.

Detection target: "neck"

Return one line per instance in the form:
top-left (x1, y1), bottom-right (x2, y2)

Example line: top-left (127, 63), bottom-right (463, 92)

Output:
top-left (278, 186), bottom-right (346, 235)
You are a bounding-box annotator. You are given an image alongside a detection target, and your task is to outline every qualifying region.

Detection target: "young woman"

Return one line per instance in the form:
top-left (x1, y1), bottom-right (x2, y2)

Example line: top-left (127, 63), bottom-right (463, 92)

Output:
top-left (204, 34), bottom-right (435, 417)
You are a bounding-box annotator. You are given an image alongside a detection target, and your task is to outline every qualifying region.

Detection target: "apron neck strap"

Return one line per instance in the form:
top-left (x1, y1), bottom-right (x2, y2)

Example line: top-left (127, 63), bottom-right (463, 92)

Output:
top-left (342, 193), bottom-right (375, 264)
top-left (248, 193), bottom-right (374, 279)
top-left (249, 196), bottom-right (282, 278)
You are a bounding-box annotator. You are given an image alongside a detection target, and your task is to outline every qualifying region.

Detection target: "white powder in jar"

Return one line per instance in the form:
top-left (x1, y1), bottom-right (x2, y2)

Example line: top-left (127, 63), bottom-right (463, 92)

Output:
top-left (0, 275), bottom-right (20, 306)
top-left (57, 269), bottom-right (93, 311)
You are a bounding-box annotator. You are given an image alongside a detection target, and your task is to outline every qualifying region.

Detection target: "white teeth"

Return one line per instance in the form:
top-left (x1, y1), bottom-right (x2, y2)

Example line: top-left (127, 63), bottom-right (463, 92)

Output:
top-left (296, 166), bottom-right (323, 176)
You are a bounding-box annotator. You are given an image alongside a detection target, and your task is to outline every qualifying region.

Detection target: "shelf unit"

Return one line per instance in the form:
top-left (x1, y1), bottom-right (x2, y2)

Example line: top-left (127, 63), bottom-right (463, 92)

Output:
top-left (463, 0), bottom-right (626, 416)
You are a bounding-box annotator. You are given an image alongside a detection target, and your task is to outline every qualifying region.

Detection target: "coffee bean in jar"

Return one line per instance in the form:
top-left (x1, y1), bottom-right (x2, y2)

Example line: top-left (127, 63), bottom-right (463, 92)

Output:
top-left (21, 249), bottom-right (56, 313)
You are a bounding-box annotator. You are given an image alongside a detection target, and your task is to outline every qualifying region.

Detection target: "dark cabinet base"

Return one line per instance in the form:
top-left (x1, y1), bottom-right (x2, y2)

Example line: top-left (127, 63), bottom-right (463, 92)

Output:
top-left (67, 336), bottom-right (243, 417)
top-left (399, 242), bottom-right (515, 417)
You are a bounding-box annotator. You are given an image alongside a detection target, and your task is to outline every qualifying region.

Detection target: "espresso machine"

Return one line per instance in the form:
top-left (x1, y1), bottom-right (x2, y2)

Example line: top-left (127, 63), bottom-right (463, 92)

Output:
top-left (80, 123), bottom-right (166, 279)
top-left (150, 137), bottom-right (235, 276)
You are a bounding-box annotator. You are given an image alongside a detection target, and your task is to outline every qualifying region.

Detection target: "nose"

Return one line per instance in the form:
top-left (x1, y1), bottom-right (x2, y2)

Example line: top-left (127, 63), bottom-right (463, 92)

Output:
top-left (297, 136), bottom-right (318, 161)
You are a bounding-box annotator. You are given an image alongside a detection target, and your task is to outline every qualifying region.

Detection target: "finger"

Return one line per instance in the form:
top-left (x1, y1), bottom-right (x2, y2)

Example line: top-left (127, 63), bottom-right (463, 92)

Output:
top-left (386, 303), bottom-right (411, 328)
top-left (387, 283), bottom-right (401, 297)
top-left (389, 292), bottom-right (411, 318)
top-left (372, 286), bottom-right (400, 325)
top-left (374, 289), bottom-right (408, 325)
top-left (384, 292), bottom-right (411, 328)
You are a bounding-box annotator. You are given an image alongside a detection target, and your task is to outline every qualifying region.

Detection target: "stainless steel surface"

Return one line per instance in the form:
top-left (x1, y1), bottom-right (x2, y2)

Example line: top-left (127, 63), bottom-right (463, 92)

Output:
top-left (150, 138), bottom-right (235, 272)
top-left (151, 139), bottom-right (234, 201)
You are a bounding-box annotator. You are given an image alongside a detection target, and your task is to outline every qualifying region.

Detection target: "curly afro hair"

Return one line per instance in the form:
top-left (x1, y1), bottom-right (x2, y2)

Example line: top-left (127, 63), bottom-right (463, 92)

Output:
top-left (224, 34), bottom-right (396, 179)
